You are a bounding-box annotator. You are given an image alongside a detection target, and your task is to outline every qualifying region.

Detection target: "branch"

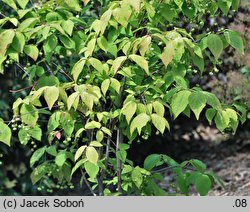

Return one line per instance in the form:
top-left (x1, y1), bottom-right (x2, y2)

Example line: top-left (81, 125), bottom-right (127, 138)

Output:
top-left (80, 168), bottom-right (97, 196)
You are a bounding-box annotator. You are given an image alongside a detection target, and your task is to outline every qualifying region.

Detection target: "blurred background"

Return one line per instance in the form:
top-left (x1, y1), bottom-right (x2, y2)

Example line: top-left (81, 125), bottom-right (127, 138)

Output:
top-left (0, 0), bottom-right (250, 195)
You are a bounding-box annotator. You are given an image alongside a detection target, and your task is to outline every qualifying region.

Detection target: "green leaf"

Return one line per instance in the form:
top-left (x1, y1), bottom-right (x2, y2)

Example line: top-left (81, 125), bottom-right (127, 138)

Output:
top-left (207, 34), bottom-right (223, 59)
top-left (71, 159), bottom-right (87, 177)
top-left (31, 162), bottom-right (48, 184)
top-left (85, 121), bottom-right (101, 130)
top-left (75, 145), bottom-right (87, 162)
top-left (215, 111), bottom-right (229, 132)
top-left (16, 0), bottom-right (29, 9)
top-left (218, 0), bottom-right (232, 14)
top-left (18, 128), bottom-right (29, 145)
top-left (89, 58), bottom-right (103, 73)
top-left (60, 112), bottom-right (75, 137)
top-left (64, 0), bottom-right (81, 11)
top-left (86, 146), bottom-right (99, 164)
top-left (205, 108), bottom-right (216, 125)
top-left (174, 0), bottom-right (184, 9)
top-left (101, 79), bottom-right (110, 96)
top-left (72, 58), bottom-right (86, 81)
top-left (30, 147), bottom-right (46, 167)
top-left (11, 32), bottom-right (25, 53)
top-left (0, 120), bottom-right (11, 146)
top-left (55, 151), bottom-right (67, 167)
top-left (20, 104), bottom-right (38, 127)
top-left (232, 0), bottom-right (240, 10)
top-left (130, 113), bottom-right (150, 135)
top-left (131, 167), bottom-right (143, 188)
top-left (24, 45), bottom-right (39, 61)
top-left (151, 113), bottom-right (169, 134)
top-left (190, 159), bottom-right (206, 172)
top-left (171, 90), bottom-right (192, 119)
top-left (116, 150), bottom-right (127, 163)
top-left (18, 18), bottom-right (38, 32)
top-left (203, 91), bottom-right (221, 109)
top-left (28, 126), bottom-right (42, 141)
top-left (2, 0), bottom-right (17, 10)
top-left (224, 30), bottom-right (244, 55)
top-left (97, 36), bottom-right (108, 52)
top-left (0, 29), bottom-right (15, 56)
top-left (144, 154), bottom-right (161, 171)
top-left (195, 174), bottom-right (212, 196)
top-left (225, 108), bottom-right (238, 122)
top-left (112, 56), bottom-right (127, 73)
top-left (129, 54), bottom-right (149, 75)
top-left (61, 20), bottom-right (74, 36)
top-left (46, 146), bottom-right (57, 156)
top-left (59, 35), bottom-right (75, 49)
top-left (121, 101), bottom-right (137, 124)
top-left (48, 111), bottom-right (61, 133)
top-left (43, 35), bottom-right (58, 54)
top-left (44, 86), bottom-right (59, 110)
top-left (188, 91), bottom-right (207, 120)
top-left (84, 161), bottom-right (99, 179)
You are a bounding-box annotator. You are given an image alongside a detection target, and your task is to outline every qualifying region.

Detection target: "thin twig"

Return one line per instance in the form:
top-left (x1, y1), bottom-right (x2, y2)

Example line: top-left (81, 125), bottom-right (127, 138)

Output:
top-left (52, 62), bottom-right (73, 81)
top-left (116, 129), bottom-right (123, 193)
top-left (0, 12), bottom-right (7, 18)
top-left (30, 0), bottom-right (38, 13)
top-left (80, 168), bottom-right (97, 196)
top-left (99, 136), bottom-right (111, 196)
top-left (9, 85), bottom-right (34, 93)
top-left (15, 63), bottom-right (30, 77)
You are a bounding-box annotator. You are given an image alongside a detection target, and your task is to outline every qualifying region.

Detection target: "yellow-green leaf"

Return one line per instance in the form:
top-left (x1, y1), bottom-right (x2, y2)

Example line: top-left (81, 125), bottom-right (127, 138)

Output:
top-left (72, 58), bottom-right (86, 81)
top-left (86, 146), bottom-right (99, 164)
top-left (101, 79), bottom-right (110, 96)
top-left (11, 32), bottom-right (25, 53)
top-left (89, 57), bottom-right (103, 73)
top-left (112, 56), bottom-right (127, 73)
top-left (0, 120), bottom-right (11, 146)
top-left (0, 29), bottom-right (15, 56)
top-left (16, 0), bottom-right (29, 9)
top-left (161, 42), bottom-right (175, 67)
top-left (121, 101), bottom-right (137, 124)
top-left (75, 145), bottom-right (87, 162)
top-left (3, 0), bottom-right (17, 10)
top-left (129, 54), bottom-right (149, 74)
top-left (67, 92), bottom-right (79, 110)
top-left (130, 113), bottom-right (150, 135)
top-left (24, 45), bottom-right (39, 61)
top-left (44, 86), bottom-right (59, 110)
top-left (151, 114), bottom-right (169, 134)
top-left (61, 20), bottom-right (74, 36)
top-left (85, 121), bottom-right (101, 130)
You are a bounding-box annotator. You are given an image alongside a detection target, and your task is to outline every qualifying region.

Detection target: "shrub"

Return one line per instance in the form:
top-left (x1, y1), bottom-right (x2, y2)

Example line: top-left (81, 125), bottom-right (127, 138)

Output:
top-left (0, 0), bottom-right (246, 196)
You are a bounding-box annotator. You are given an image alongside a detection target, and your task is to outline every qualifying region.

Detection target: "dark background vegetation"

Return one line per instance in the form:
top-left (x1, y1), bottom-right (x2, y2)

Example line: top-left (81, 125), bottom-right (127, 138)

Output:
top-left (0, 0), bottom-right (249, 195)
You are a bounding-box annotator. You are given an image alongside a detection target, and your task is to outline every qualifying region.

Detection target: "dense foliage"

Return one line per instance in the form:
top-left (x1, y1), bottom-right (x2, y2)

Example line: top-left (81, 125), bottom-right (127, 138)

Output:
top-left (0, 0), bottom-right (246, 196)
